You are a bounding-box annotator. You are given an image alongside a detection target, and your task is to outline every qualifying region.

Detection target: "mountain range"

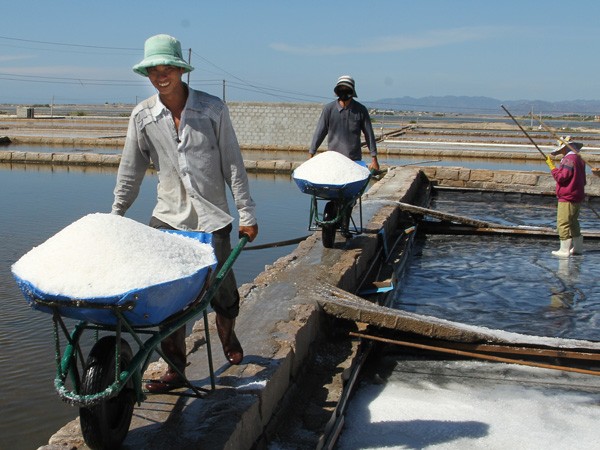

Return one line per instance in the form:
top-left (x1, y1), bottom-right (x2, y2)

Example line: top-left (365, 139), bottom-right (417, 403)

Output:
top-left (365, 96), bottom-right (600, 116)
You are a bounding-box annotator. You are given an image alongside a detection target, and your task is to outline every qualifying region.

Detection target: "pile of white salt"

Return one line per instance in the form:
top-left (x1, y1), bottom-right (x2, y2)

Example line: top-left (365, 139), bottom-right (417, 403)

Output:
top-left (293, 151), bottom-right (370, 185)
top-left (11, 213), bottom-right (217, 298)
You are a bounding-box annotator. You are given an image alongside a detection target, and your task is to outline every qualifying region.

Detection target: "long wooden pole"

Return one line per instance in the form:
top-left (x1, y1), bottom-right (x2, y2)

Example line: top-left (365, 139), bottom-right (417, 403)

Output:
top-left (537, 118), bottom-right (600, 175)
top-left (501, 104), bottom-right (547, 159)
top-left (350, 331), bottom-right (600, 376)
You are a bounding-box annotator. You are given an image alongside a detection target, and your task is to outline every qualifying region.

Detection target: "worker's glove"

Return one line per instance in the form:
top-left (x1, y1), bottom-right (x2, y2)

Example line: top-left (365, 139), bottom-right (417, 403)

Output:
top-left (545, 156), bottom-right (556, 171)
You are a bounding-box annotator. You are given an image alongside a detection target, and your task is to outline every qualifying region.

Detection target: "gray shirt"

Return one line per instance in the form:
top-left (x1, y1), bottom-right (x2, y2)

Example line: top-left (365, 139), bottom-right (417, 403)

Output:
top-left (112, 88), bottom-right (256, 233)
top-left (309, 99), bottom-right (377, 161)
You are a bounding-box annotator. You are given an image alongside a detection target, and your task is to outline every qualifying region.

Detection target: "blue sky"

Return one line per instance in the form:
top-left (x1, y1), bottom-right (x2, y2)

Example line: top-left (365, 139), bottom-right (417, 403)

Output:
top-left (1, 0), bottom-right (599, 108)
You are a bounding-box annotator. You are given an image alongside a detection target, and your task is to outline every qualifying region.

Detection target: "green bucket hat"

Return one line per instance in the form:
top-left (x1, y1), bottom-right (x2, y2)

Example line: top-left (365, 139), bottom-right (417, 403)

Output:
top-left (133, 34), bottom-right (194, 77)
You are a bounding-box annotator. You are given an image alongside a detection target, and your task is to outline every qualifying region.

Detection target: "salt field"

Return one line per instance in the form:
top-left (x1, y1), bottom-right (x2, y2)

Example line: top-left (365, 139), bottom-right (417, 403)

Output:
top-left (1, 139), bottom-right (600, 448)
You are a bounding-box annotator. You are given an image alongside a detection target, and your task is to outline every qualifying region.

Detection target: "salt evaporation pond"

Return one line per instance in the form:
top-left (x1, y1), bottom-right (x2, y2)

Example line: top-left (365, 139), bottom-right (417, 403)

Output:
top-left (393, 190), bottom-right (600, 341)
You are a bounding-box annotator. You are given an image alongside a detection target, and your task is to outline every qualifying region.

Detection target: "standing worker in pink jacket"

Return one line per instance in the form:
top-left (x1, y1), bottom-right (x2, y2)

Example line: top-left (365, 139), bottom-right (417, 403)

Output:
top-left (545, 136), bottom-right (586, 257)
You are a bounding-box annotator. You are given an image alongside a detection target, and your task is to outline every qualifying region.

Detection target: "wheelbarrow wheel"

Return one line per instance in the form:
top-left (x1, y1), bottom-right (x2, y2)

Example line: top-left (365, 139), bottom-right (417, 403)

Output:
top-left (79, 336), bottom-right (135, 450)
top-left (322, 201), bottom-right (337, 248)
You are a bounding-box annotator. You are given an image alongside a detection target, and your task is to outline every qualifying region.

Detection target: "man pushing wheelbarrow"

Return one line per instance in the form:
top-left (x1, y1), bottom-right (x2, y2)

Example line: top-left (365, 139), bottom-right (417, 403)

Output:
top-left (302, 76), bottom-right (379, 246)
top-left (113, 34), bottom-right (258, 392)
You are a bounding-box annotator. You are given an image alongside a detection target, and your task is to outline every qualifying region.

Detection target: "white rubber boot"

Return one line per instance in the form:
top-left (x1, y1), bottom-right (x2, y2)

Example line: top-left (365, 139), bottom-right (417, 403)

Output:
top-left (552, 238), bottom-right (572, 258)
top-left (570, 235), bottom-right (583, 255)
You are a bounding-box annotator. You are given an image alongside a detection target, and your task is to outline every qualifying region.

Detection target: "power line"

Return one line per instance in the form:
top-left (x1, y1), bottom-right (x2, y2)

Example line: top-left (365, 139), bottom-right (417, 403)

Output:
top-left (0, 72), bottom-right (146, 87)
top-left (190, 50), bottom-right (329, 103)
top-left (3, 35), bottom-right (578, 115)
top-left (0, 35), bottom-right (139, 51)
top-left (0, 34), bottom-right (328, 103)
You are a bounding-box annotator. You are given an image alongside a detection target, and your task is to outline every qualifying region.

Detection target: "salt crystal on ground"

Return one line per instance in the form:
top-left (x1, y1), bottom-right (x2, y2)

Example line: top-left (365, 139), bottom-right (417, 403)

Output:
top-left (11, 213), bottom-right (217, 298)
top-left (293, 151), bottom-right (370, 185)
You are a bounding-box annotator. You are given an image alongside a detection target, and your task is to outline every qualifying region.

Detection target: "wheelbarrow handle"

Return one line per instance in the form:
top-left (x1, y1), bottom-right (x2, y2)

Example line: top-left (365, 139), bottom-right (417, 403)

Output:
top-left (214, 234), bottom-right (248, 285)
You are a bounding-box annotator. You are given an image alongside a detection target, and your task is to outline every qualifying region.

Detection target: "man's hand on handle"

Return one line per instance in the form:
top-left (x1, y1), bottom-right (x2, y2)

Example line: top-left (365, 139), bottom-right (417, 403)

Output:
top-left (239, 224), bottom-right (259, 242)
top-left (368, 155), bottom-right (380, 172)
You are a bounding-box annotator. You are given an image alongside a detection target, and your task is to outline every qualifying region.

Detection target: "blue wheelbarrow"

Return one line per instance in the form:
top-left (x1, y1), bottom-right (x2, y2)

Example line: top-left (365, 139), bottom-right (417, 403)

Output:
top-left (293, 166), bottom-right (372, 248)
top-left (12, 230), bottom-right (248, 449)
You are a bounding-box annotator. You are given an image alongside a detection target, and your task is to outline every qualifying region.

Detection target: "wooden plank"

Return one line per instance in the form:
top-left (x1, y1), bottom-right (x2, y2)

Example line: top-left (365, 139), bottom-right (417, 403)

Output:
top-left (420, 221), bottom-right (556, 236)
top-left (395, 202), bottom-right (600, 238)
top-left (314, 283), bottom-right (600, 351)
top-left (395, 201), bottom-right (505, 228)
top-left (420, 221), bottom-right (600, 239)
top-left (351, 331), bottom-right (600, 375)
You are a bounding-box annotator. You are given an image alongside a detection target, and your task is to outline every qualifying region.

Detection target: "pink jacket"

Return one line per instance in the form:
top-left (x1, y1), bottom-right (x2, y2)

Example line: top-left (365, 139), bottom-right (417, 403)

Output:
top-left (551, 152), bottom-right (586, 203)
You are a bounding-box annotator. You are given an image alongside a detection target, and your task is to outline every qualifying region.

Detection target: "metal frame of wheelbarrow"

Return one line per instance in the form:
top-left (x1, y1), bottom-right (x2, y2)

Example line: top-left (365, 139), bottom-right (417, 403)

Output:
top-left (34, 235), bottom-right (248, 449)
top-left (306, 179), bottom-right (371, 248)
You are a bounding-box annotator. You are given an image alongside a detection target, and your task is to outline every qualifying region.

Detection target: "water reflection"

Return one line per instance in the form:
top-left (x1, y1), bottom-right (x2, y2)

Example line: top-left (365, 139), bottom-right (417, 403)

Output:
top-left (550, 258), bottom-right (582, 309)
top-left (393, 192), bottom-right (600, 341)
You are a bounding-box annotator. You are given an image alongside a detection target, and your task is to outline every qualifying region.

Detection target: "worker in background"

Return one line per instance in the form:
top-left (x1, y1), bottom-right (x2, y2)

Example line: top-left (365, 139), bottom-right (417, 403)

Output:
top-left (309, 75), bottom-right (380, 171)
top-left (545, 136), bottom-right (586, 257)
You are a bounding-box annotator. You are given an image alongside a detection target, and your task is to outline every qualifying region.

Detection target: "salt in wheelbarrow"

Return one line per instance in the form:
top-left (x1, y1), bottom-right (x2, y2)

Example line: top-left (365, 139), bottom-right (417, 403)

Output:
top-left (293, 161), bottom-right (372, 248)
top-left (12, 228), bottom-right (248, 450)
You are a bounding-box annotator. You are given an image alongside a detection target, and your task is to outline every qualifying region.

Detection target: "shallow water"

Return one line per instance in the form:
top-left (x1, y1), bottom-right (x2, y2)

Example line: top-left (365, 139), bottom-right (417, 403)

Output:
top-left (1, 143), bottom-right (554, 172)
top-left (393, 191), bottom-right (600, 341)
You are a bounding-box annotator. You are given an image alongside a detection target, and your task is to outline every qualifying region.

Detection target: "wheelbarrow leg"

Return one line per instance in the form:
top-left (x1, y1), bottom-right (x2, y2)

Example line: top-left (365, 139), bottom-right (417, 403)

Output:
top-left (321, 201), bottom-right (338, 248)
top-left (203, 309), bottom-right (216, 390)
top-left (340, 201), bottom-right (354, 238)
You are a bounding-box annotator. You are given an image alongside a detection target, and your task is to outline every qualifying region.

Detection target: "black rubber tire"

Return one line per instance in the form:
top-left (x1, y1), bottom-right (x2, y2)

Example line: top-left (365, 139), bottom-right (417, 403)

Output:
top-left (79, 336), bottom-right (135, 450)
top-left (322, 201), bottom-right (337, 248)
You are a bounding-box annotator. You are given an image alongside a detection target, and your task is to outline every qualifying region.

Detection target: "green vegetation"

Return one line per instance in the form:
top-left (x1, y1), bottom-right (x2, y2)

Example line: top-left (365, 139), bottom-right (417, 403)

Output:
top-left (68, 111), bottom-right (88, 117)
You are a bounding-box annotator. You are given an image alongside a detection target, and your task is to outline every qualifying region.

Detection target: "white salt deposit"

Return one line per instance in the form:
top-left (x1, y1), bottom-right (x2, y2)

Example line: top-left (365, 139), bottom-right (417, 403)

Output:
top-left (293, 151), bottom-right (370, 185)
top-left (12, 213), bottom-right (217, 298)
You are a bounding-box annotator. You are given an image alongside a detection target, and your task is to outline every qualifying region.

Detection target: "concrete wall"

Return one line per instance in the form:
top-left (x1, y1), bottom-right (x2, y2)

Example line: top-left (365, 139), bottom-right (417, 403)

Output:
top-left (419, 165), bottom-right (600, 197)
top-left (228, 102), bottom-right (323, 150)
top-left (3, 102), bottom-right (327, 150)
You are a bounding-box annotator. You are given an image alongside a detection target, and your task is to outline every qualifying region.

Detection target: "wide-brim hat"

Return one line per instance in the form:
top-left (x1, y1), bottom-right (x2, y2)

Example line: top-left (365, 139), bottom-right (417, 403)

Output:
top-left (133, 34), bottom-right (194, 77)
top-left (551, 136), bottom-right (583, 156)
top-left (334, 75), bottom-right (357, 97)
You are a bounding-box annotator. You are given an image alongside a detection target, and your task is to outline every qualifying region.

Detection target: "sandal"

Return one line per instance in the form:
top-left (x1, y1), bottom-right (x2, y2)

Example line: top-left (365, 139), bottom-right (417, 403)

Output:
top-left (145, 370), bottom-right (186, 393)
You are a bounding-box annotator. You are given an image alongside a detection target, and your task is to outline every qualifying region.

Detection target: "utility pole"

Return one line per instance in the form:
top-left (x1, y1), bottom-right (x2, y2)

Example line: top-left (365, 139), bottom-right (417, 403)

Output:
top-left (530, 106), bottom-right (533, 128)
top-left (222, 80), bottom-right (226, 103)
top-left (187, 48), bottom-right (192, 85)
